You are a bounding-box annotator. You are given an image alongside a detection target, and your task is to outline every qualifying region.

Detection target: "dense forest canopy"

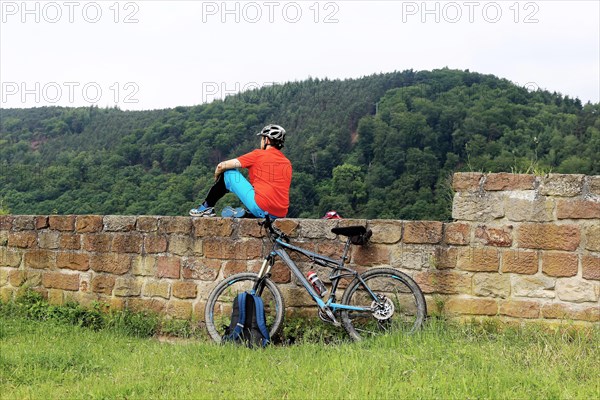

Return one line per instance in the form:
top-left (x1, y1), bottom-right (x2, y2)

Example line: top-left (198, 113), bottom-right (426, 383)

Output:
top-left (1, 69), bottom-right (598, 220)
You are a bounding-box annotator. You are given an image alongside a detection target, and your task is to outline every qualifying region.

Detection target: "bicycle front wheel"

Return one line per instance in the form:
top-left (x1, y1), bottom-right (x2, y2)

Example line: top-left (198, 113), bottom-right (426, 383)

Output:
top-left (204, 272), bottom-right (285, 343)
top-left (341, 267), bottom-right (427, 341)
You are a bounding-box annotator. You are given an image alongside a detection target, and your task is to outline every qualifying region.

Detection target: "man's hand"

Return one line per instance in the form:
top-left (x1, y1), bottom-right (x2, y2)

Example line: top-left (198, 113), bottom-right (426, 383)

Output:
top-left (214, 159), bottom-right (241, 181)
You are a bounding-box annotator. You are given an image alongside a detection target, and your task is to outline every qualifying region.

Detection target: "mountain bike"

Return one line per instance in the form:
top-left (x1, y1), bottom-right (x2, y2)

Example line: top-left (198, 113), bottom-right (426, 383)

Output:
top-left (204, 216), bottom-right (427, 342)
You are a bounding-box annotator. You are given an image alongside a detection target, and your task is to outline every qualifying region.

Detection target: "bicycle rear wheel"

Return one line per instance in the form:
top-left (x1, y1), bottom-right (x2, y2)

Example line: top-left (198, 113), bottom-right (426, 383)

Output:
top-left (341, 267), bottom-right (427, 341)
top-left (204, 272), bottom-right (285, 343)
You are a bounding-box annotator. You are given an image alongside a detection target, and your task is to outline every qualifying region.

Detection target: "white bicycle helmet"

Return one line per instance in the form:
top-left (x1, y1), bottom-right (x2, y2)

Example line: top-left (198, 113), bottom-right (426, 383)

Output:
top-left (257, 124), bottom-right (286, 141)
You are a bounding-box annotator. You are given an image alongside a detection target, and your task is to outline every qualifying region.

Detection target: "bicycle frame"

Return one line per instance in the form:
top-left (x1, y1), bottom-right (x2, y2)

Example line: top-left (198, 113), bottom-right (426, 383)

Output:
top-left (254, 233), bottom-right (381, 314)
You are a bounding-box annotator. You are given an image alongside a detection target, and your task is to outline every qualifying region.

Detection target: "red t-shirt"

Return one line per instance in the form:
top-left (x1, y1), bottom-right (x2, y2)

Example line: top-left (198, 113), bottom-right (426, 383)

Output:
top-left (237, 148), bottom-right (292, 218)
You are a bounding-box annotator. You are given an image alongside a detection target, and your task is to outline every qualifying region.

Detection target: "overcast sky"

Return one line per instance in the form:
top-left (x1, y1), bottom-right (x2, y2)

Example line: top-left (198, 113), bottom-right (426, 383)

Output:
top-left (1, 0), bottom-right (598, 110)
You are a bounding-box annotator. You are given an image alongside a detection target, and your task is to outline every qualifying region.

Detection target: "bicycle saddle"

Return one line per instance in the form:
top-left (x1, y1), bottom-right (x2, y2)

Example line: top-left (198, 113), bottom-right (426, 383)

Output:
top-left (331, 226), bottom-right (367, 237)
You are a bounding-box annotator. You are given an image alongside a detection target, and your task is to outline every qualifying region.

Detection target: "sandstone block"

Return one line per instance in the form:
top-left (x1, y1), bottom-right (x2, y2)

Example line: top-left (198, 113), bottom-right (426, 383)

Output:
top-left (204, 238), bottom-right (262, 260)
top-left (282, 287), bottom-right (318, 307)
top-left (1, 248), bottom-right (22, 268)
top-left (403, 221), bottom-right (443, 244)
top-left (48, 215), bottom-right (75, 231)
top-left (582, 255), bottom-right (599, 281)
top-left (315, 240), bottom-right (346, 259)
top-left (391, 244), bottom-right (437, 270)
top-left (0, 216), bottom-right (14, 230)
top-left (59, 234), bottom-right (81, 250)
top-left (0, 230), bottom-right (7, 246)
top-left (517, 224), bottom-right (580, 251)
top-left (0, 268), bottom-right (9, 285)
top-left (103, 216), bottom-right (136, 232)
top-left (132, 256), bottom-right (157, 276)
top-left (505, 194), bottom-right (555, 222)
top-left (159, 217), bottom-right (192, 235)
top-left (114, 277), bottom-right (142, 297)
top-left (223, 260), bottom-right (248, 277)
top-left (42, 272), bottom-right (79, 291)
top-left (109, 297), bottom-right (125, 311)
top-left (270, 261), bottom-right (291, 284)
top-left (457, 247), bottom-right (499, 272)
top-left (501, 249), bottom-right (539, 275)
top-left (168, 235), bottom-right (202, 256)
top-left (144, 235), bottom-right (168, 254)
top-left (413, 271), bottom-right (472, 294)
top-left (172, 281), bottom-right (198, 299)
top-left (0, 287), bottom-right (15, 302)
top-left (452, 192), bottom-right (505, 221)
top-left (47, 289), bottom-right (64, 306)
top-left (38, 231), bottom-right (60, 249)
top-left (24, 249), bottom-right (55, 269)
top-left (166, 300), bottom-right (192, 319)
top-left (299, 219), bottom-right (338, 240)
top-left (474, 225), bottom-right (513, 247)
top-left (539, 174), bottom-right (584, 197)
top-left (35, 216), bottom-right (49, 230)
top-left (473, 273), bottom-right (510, 298)
top-left (557, 199), bottom-right (600, 219)
top-left (443, 223), bottom-right (471, 245)
top-left (90, 253), bottom-right (131, 275)
top-left (452, 172), bottom-right (483, 191)
top-left (157, 256), bottom-right (180, 279)
top-left (511, 275), bottom-right (555, 299)
top-left (541, 252), bottom-right (578, 277)
top-left (369, 221), bottom-right (402, 244)
top-left (8, 232), bottom-right (37, 249)
top-left (127, 298), bottom-right (166, 314)
top-left (433, 247), bottom-right (459, 269)
top-left (82, 234), bottom-right (112, 252)
top-left (483, 173), bottom-right (535, 191)
top-left (75, 215), bottom-right (103, 233)
top-left (584, 224), bottom-right (600, 251)
top-left (556, 278), bottom-right (598, 303)
top-left (236, 219), bottom-right (264, 238)
top-left (181, 258), bottom-right (220, 281)
top-left (112, 234), bottom-right (143, 253)
top-left (8, 270), bottom-right (24, 286)
top-left (541, 303), bottom-right (599, 322)
top-left (143, 280), bottom-right (170, 299)
top-left (13, 215), bottom-right (35, 231)
top-left (352, 244), bottom-right (390, 266)
top-left (273, 219), bottom-right (300, 237)
top-left (91, 275), bottom-right (116, 295)
top-left (587, 175), bottom-right (600, 195)
top-left (137, 216), bottom-right (159, 232)
top-left (193, 218), bottom-right (233, 237)
top-left (57, 253), bottom-right (89, 271)
top-left (79, 272), bottom-right (91, 292)
top-left (499, 300), bottom-right (540, 319)
top-left (445, 297), bottom-right (498, 316)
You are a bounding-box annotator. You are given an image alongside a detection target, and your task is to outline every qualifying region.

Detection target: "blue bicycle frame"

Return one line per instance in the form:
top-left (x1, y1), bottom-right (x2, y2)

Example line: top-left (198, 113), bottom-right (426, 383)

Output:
top-left (255, 234), bottom-right (382, 314)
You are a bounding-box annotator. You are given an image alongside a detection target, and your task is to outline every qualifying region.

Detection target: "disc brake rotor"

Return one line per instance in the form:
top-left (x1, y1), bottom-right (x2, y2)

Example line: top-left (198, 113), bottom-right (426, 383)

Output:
top-left (371, 296), bottom-right (395, 320)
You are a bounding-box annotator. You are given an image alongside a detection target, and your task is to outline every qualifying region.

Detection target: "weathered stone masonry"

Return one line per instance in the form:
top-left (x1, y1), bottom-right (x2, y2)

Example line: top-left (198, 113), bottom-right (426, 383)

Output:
top-left (1, 173), bottom-right (598, 324)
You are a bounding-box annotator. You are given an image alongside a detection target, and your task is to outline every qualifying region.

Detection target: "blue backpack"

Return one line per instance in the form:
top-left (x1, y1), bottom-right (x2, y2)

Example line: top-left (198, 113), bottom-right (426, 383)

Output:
top-left (223, 291), bottom-right (270, 348)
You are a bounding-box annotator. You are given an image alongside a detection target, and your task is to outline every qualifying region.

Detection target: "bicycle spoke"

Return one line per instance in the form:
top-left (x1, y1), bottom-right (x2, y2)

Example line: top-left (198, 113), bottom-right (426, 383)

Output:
top-left (341, 268), bottom-right (426, 341)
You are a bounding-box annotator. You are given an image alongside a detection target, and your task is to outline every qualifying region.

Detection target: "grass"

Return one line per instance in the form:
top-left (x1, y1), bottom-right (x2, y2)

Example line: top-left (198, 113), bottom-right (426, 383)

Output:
top-left (1, 310), bottom-right (598, 399)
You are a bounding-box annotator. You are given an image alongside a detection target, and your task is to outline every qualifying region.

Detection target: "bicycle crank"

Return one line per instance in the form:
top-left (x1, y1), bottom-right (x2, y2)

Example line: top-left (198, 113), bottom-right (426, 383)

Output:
top-left (318, 307), bottom-right (341, 327)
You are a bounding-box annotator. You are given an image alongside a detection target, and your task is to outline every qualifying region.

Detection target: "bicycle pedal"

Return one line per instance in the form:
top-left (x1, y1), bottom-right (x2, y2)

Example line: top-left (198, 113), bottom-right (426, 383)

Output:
top-left (319, 308), bottom-right (341, 327)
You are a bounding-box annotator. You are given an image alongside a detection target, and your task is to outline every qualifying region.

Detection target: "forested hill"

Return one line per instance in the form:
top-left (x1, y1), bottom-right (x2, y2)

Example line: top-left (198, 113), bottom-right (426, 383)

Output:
top-left (1, 69), bottom-right (599, 220)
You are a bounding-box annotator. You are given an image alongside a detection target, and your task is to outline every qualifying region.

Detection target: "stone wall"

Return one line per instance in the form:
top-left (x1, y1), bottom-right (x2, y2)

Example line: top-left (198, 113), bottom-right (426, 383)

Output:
top-left (0, 172), bottom-right (598, 324)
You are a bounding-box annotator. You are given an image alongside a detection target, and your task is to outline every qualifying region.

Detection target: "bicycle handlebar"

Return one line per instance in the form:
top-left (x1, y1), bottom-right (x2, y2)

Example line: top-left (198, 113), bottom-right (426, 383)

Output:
top-left (258, 214), bottom-right (289, 243)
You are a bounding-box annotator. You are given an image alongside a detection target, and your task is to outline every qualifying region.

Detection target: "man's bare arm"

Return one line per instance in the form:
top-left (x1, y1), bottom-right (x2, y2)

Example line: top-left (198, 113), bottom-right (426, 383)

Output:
top-left (214, 159), bottom-right (242, 180)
